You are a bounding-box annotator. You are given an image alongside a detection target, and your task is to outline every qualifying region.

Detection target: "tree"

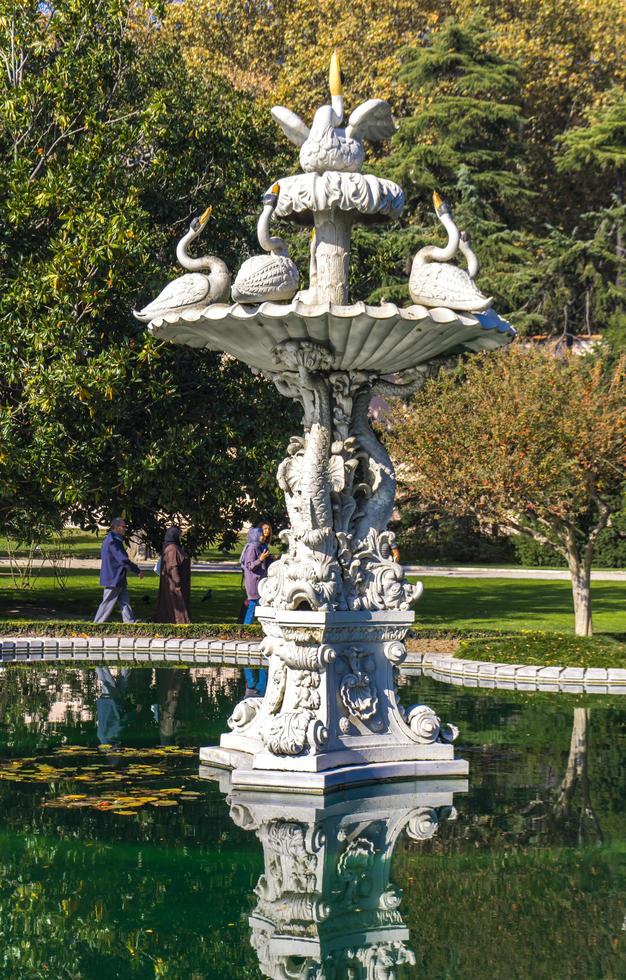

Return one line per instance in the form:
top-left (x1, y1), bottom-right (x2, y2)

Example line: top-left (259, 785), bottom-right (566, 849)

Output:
top-left (386, 18), bottom-right (532, 222)
top-left (0, 0), bottom-right (295, 550)
top-left (167, 0), bottom-right (446, 116)
top-left (353, 18), bottom-right (540, 332)
top-left (451, 0), bottom-right (626, 147)
top-left (557, 90), bottom-right (626, 325)
top-left (388, 347), bottom-right (626, 635)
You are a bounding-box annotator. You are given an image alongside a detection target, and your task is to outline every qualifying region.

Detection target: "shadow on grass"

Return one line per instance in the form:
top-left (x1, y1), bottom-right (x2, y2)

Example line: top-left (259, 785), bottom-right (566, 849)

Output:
top-left (415, 577), bottom-right (626, 634)
top-left (1, 569), bottom-right (624, 634)
top-left (0, 567), bottom-right (243, 624)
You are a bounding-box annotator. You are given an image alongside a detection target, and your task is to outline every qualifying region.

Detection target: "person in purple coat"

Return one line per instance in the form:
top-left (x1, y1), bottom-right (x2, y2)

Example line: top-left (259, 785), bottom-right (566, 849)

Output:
top-left (240, 523), bottom-right (271, 696)
top-left (93, 518), bottom-right (144, 623)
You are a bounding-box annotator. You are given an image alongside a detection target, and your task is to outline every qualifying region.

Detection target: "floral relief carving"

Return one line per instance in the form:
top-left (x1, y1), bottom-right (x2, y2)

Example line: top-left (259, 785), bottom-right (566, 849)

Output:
top-left (338, 647), bottom-right (378, 721)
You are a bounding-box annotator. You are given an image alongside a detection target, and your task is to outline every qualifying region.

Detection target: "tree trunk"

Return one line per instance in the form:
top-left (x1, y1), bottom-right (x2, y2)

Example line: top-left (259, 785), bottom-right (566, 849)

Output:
top-left (554, 708), bottom-right (603, 844)
top-left (312, 210), bottom-right (353, 305)
top-left (567, 553), bottom-right (593, 636)
top-left (555, 708), bottom-right (588, 817)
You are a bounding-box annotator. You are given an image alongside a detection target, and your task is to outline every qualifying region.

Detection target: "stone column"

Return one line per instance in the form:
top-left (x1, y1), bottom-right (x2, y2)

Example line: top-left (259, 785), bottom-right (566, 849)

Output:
top-left (312, 210), bottom-right (353, 305)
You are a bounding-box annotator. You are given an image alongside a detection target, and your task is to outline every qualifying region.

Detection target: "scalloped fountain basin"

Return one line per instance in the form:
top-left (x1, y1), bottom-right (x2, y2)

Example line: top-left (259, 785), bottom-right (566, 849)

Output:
top-left (148, 301), bottom-right (515, 375)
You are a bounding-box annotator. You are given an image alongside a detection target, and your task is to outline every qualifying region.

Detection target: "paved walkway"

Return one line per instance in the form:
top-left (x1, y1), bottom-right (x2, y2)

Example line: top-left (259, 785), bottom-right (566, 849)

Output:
top-left (190, 561), bottom-right (626, 581)
top-left (2, 558), bottom-right (624, 581)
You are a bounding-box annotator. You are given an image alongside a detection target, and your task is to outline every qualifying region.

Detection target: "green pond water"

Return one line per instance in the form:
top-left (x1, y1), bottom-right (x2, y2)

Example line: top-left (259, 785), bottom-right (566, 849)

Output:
top-left (0, 666), bottom-right (624, 979)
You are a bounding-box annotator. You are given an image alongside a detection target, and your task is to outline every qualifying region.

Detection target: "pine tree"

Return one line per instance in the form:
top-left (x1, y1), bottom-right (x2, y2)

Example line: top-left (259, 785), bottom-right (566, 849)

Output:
top-left (355, 17), bottom-right (541, 330)
top-left (556, 91), bottom-right (626, 347)
top-left (386, 16), bottom-right (533, 223)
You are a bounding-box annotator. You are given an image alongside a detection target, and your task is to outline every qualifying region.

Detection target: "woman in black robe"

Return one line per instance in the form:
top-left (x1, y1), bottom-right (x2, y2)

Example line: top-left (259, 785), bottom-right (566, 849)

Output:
top-left (154, 526), bottom-right (191, 623)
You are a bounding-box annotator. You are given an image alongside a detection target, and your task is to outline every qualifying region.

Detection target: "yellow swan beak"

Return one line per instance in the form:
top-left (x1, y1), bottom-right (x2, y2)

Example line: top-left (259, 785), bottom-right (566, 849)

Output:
top-left (199, 206), bottom-right (213, 225)
top-left (432, 191), bottom-right (443, 211)
top-left (271, 182), bottom-right (280, 196)
top-left (329, 50), bottom-right (343, 97)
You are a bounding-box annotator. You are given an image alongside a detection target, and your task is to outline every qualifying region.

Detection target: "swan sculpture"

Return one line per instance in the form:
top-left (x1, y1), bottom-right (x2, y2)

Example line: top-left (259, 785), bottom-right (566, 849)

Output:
top-left (271, 51), bottom-right (396, 174)
top-left (231, 183), bottom-right (299, 303)
top-left (408, 193), bottom-right (492, 313)
top-left (133, 207), bottom-right (230, 322)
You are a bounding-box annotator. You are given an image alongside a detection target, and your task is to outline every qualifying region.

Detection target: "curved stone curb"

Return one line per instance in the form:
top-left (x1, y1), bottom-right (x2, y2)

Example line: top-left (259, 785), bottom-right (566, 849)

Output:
top-left (0, 636), bottom-right (264, 667)
top-left (2, 638), bottom-right (625, 695)
top-left (404, 652), bottom-right (626, 694)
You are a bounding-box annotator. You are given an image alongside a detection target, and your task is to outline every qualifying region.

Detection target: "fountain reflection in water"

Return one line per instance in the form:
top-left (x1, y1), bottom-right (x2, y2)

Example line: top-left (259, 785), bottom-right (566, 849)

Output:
top-left (205, 769), bottom-right (467, 978)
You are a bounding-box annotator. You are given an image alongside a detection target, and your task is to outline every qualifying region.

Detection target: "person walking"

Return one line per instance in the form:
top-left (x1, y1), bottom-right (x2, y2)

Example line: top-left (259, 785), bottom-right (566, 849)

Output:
top-left (240, 523), bottom-right (271, 697)
top-left (154, 526), bottom-right (191, 624)
top-left (93, 518), bottom-right (144, 623)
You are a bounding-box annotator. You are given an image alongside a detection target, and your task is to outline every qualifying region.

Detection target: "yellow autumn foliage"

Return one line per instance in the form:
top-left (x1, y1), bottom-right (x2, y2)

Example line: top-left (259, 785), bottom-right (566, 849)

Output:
top-left (165, 0), bottom-right (625, 133)
top-left (163, 0), bottom-right (444, 115)
top-left (452, 0), bottom-right (626, 129)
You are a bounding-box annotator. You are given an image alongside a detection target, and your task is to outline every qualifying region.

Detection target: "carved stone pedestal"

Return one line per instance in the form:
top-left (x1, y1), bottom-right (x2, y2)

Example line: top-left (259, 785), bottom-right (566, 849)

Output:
top-left (201, 773), bottom-right (467, 979)
top-left (200, 608), bottom-right (468, 792)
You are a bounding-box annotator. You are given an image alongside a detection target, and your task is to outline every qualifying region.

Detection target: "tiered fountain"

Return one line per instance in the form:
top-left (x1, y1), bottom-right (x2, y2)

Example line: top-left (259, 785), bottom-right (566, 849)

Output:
top-left (137, 54), bottom-right (515, 792)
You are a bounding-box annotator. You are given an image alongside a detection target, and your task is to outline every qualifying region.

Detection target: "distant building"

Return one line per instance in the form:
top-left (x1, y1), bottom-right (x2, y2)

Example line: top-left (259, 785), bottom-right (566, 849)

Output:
top-left (523, 333), bottom-right (603, 356)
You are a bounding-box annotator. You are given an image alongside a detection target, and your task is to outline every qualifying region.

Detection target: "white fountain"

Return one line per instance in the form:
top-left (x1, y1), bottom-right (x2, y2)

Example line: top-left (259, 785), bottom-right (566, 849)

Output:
top-left (139, 53), bottom-right (515, 793)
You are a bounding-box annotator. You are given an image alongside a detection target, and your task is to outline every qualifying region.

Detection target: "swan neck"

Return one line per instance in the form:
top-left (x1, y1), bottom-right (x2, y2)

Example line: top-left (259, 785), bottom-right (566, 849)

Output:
top-left (257, 201), bottom-right (287, 255)
top-left (437, 211), bottom-right (460, 261)
top-left (433, 211), bottom-right (459, 261)
top-left (176, 227), bottom-right (213, 271)
top-left (460, 240), bottom-right (479, 278)
top-left (330, 95), bottom-right (344, 124)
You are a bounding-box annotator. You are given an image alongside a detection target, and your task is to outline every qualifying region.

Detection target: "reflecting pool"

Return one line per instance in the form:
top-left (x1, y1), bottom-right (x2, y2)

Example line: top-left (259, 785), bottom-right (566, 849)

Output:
top-left (0, 666), bottom-right (624, 978)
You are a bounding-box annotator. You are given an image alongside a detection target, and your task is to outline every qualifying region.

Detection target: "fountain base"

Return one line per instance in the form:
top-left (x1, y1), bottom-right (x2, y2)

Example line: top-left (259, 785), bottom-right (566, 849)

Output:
top-left (199, 751), bottom-right (468, 793)
top-left (199, 608), bottom-right (468, 793)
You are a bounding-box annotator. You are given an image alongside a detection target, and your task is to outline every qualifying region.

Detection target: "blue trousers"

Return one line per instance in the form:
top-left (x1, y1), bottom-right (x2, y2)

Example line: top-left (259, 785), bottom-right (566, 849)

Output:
top-left (244, 667), bottom-right (267, 695)
top-left (243, 598), bottom-right (258, 624)
top-left (243, 599), bottom-right (266, 693)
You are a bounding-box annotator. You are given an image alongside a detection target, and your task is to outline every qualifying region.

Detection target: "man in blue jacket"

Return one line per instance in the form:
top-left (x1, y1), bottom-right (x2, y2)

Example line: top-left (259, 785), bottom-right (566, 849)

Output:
top-left (93, 518), bottom-right (144, 623)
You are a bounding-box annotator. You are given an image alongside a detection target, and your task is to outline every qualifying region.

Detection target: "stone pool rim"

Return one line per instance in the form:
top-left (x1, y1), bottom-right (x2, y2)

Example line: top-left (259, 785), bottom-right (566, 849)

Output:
top-left (1, 636), bottom-right (624, 694)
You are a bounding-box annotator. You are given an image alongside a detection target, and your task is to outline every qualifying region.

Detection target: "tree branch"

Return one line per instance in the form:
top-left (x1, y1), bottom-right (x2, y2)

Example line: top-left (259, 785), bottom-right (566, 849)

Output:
top-left (29, 122), bottom-right (87, 180)
top-left (583, 472), bottom-right (612, 566)
top-left (499, 511), bottom-right (569, 560)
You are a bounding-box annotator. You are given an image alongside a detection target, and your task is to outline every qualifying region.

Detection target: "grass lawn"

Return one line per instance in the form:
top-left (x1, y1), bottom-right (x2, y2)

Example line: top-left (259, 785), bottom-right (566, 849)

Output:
top-left (414, 576), bottom-right (626, 635)
top-left (0, 569), bottom-right (624, 636)
top-left (458, 632), bottom-right (626, 669)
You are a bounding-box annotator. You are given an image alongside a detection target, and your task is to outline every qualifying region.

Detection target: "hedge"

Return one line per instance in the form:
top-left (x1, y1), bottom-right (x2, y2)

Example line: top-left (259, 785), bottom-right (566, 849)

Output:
top-left (0, 620), bottom-right (263, 639)
top-left (0, 621), bottom-right (505, 642)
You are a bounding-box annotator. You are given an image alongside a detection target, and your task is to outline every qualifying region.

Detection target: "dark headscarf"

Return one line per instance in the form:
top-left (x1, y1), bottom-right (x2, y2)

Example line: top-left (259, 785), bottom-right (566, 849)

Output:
top-left (162, 526), bottom-right (182, 553)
